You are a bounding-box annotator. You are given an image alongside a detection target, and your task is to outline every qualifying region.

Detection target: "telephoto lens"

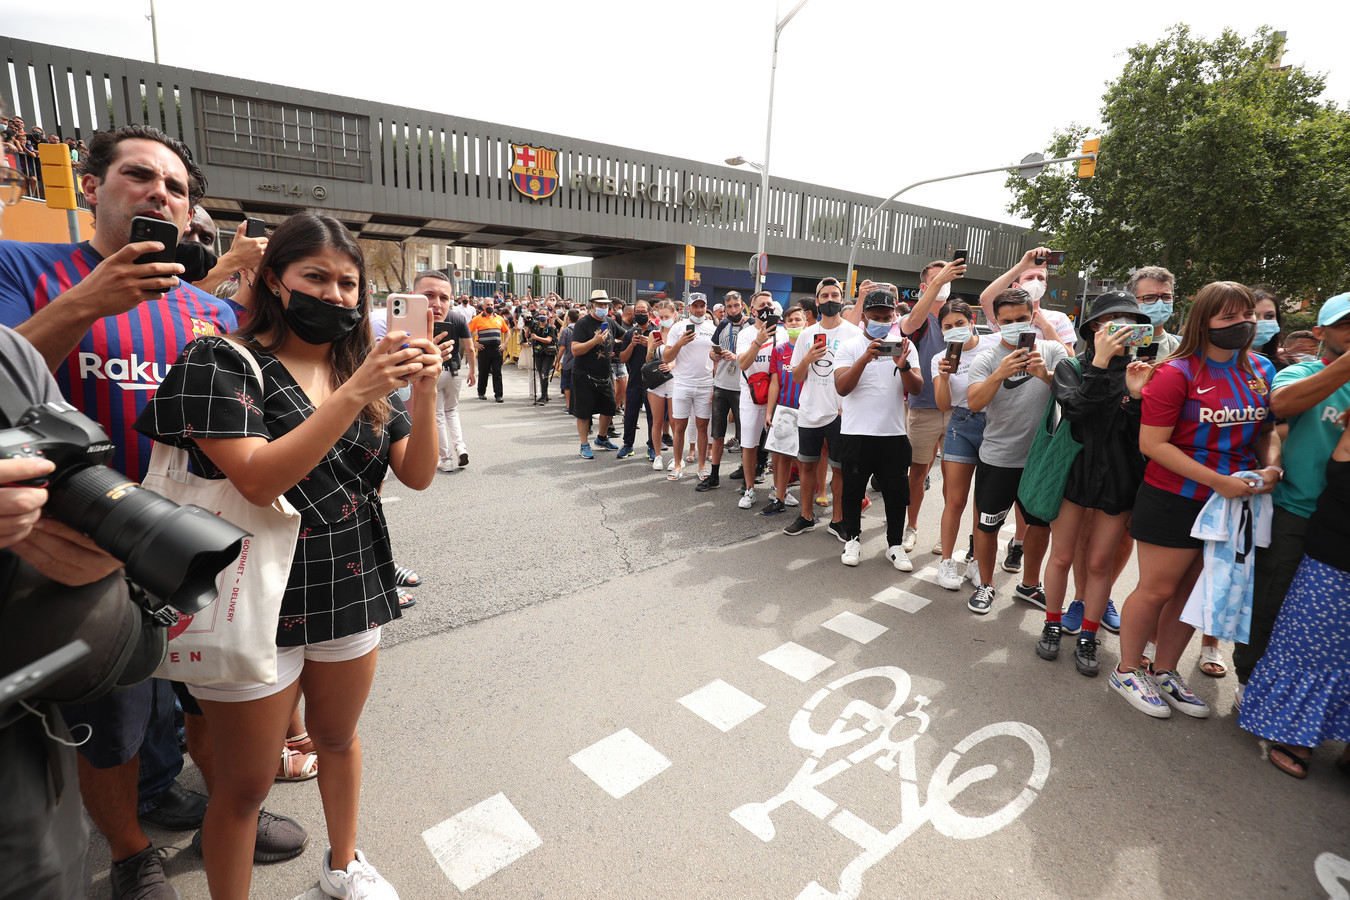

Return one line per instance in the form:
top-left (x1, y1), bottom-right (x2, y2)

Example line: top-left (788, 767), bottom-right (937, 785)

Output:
top-left (45, 464), bottom-right (247, 615)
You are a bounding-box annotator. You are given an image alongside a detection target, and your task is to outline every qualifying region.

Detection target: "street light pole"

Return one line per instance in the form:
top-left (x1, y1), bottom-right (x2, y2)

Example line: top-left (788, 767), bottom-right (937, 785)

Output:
top-left (147, 0), bottom-right (161, 64)
top-left (843, 151), bottom-right (1098, 291)
top-left (753, 0), bottom-right (810, 295)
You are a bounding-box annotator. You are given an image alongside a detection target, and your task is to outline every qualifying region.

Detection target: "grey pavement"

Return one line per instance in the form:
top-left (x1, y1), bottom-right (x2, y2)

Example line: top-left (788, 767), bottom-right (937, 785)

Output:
top-left (89, 363), bottom-right (1348, 899)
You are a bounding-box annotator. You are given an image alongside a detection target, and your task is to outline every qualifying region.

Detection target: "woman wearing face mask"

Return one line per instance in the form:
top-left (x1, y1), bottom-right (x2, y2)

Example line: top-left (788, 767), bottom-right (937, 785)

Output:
top-left (137, 212), bottom-right (439, 899)
top-left (1251, 286), bottom-right (1290, 370)
top-left (932, 300), bottom-right (1002, 590)
top-left (647, 299), bottom-right (678, 472)
top-left (1111, 282), bottom-right (1281, 721)
top-left (1036, 293), bottom-right (1153, 676)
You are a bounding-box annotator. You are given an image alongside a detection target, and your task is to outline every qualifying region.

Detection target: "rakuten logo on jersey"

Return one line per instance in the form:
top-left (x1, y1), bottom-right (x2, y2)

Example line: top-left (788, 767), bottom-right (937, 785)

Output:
top-left (77, 353), bottom-right (169, 391)
top-left (1198, 405), bottom-right (1268, 426)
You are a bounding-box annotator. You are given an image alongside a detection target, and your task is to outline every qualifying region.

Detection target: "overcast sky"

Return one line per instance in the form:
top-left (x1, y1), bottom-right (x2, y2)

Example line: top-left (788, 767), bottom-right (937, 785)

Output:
top-left (7, 0), bottom-right (1346, 271)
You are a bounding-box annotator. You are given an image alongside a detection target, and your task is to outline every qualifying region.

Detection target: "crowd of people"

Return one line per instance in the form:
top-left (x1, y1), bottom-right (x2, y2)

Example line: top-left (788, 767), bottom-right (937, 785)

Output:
top-left (2, 115), bottom-right (88, 195)
top-left (0, 121), bottom-right (1346, 900)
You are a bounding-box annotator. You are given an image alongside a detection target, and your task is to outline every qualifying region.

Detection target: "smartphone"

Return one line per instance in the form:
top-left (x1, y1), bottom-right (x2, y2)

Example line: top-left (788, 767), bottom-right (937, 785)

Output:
top-left (387, 293), bottom-right (429, 342)
top-left (945, 340), bottom-right (964, 368)
top-left (1135, 342), bottom-right (1160, 361)
top-left (954, 248), bottom-right (969, 264)
top-left (1045, 250), bottom-right (1066, 266)
top-left (1016, 332), bottom-right (1037, 352)
top-left (686, 323), bottom-right (696, 335)
top-left (761, 313), bottom-right (780, 330)
top-left (874, 340), bottom-right (905, 357)
top-left (813, 333), bottom-right (827, 351)
top-left (1105, 321), bottom-right (1153, 347)
top-left (244, 217), bottom-right (266, 238)
top-left (130, 215), bottom-right (178, 265)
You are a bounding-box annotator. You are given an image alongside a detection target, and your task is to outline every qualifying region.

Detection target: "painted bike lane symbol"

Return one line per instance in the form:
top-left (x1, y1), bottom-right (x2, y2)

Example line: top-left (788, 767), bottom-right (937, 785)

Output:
top-left (730, 666), bottom-right (1051, 900)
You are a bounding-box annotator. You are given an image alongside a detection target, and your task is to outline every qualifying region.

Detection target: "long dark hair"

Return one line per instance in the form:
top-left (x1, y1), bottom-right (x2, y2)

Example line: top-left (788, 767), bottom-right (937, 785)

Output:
top-left (1165, 281), bottom-right (1258, 378)
top-left (1250, 285), bottom-right (1288, 369)
top-left (232, 212), bottom-right (391, 425)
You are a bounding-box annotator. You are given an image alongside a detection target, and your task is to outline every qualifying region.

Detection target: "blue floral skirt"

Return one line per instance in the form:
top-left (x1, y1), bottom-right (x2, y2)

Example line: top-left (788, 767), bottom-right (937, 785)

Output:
top-left (1238, 555), bottom-right (1350, 746)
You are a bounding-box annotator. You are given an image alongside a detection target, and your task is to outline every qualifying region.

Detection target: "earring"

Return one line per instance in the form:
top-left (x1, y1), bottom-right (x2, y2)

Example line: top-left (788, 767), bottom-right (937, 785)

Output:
top-left (273, 289), bottom-right (281, 296)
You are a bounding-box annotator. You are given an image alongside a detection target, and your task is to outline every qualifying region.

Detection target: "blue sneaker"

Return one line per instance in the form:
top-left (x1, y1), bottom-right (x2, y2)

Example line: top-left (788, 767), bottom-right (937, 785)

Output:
top-left (1101, 599), bottom-right (1121, 633)
top-left (579, 442), bottom-right (594, 459)
top-left (593, 437), bottom-right (617, 451)
top-left (616, 445), bottom-right (634, 460)
top-left (1061, 600), bottom-right (1084, 635)
top-left (1152, 670), bottom-right (1211, 718)
top-left (646, 446), bottom-right (656, 462)
top-left (1109, 667), bottom-right (1170, 718)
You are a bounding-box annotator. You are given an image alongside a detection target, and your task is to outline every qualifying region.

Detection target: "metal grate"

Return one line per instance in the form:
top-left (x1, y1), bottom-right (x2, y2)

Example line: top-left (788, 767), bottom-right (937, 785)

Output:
top-left (195, 90), bottom-right (369, 182)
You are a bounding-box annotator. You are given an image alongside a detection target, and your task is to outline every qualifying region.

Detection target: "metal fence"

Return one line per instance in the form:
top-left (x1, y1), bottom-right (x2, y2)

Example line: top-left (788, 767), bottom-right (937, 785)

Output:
top-left (450, 268), bottom-right (633, 304)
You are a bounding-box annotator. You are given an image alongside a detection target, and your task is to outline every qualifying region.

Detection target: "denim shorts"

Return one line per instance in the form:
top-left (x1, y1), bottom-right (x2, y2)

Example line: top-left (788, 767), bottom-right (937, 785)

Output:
top-left (942, 407), bottom-right (986, 465)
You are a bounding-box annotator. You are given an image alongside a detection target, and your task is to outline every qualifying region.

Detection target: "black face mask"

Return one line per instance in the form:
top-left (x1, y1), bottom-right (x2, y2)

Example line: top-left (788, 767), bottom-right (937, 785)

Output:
top-left (634, 313), bottom-right (650, 325)
top-left (175, 241), bottom-right (217, 284)
top-left (728, 312), bottom-right (744, 324)
top-left (1209, 321), bottom-right (1256, 351)
top-left (818, 300), bottom-right (844, 318)
top-left (280, 287), bottom-right (364, 345)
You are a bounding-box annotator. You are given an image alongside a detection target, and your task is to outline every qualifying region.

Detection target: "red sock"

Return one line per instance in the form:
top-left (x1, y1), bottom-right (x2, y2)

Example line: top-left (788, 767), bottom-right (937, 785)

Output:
top-left (1082, 619), bottom-right (1100, 635)
top-left (1046, 612), bottom-right (1062, 624)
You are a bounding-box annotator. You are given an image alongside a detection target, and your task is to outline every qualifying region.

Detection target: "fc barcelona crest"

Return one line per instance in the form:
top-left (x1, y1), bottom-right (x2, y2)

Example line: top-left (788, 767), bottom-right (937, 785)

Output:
top-left (509, 143), bottom-right (560, 201)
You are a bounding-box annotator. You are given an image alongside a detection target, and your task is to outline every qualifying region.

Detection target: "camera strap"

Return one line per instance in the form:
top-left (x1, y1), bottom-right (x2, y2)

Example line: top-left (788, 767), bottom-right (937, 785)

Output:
top-left (0, 350), bottom-right (41, 428)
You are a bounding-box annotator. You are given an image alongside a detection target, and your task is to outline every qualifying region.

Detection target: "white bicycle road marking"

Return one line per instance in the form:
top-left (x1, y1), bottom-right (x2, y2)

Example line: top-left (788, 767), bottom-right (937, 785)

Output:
top-left (731, 665), bottom-right (1050, 900)
top-left (1318, 852), bottom-right (1350, 900)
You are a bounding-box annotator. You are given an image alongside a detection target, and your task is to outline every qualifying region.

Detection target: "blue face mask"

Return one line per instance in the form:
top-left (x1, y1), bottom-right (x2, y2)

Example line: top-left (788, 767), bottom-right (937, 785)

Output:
top-left (999, 321), bottom-right (1034, 344)
top-left (1140, 300), bottom-right (1173, 326)
top-left (944, 326), bottom-right (972, 344)
top-left (1254, 319), bottom-right (1281, 346)
top-left (865, 320), bottom-right (894, 339)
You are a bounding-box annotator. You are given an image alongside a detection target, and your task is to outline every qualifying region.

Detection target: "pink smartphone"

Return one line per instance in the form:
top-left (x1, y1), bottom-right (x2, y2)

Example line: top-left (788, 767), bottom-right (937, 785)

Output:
top-left (386, 294), bottom-right (429, 342)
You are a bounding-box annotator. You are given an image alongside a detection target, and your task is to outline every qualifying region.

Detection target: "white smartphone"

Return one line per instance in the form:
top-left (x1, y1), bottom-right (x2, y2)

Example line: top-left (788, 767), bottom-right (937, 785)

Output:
top-left (386, 294), bottom-right (429, 343)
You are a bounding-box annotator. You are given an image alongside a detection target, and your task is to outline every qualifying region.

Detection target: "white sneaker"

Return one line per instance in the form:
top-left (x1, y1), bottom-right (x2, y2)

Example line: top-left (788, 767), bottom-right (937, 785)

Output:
top-left (901, 524), bottom-right (918, 553)
top-left (320, 848), bottom-right (399, 899)
top-left (738, 488), bottom-right (755, 510)
top-left (841, 538), bottom-right (861, 566)
top-left (965, 557), bottom-right (980, 585)
top-left (652, 454), bottom-right (663, 471)
top-left (885, 545), bottom-right (913, 572)
top-left (937, 558), bottom-right (963, 590)
top-left (931, 538), bottom-right (943, 554)
top-left (784, 493), bottom-right (799, 507)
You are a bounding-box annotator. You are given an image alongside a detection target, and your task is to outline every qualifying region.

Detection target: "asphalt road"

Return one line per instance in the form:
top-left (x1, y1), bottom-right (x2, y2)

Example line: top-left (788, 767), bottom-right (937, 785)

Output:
top-left (88, 363), bottom-right (1349, 899)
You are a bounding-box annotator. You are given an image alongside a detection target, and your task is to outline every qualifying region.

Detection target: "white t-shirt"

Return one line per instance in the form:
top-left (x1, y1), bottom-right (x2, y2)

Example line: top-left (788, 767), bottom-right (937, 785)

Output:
top-left (736, 326), bottom-right (787, 380)
top-left (929, 333), bottom-right (1002, 411)
top-left (665, 318), bottom-right (717, 386)
top-left (790, 320), bottom-right (864, 428)
top-left (834, 328), bottom-right (921, 436)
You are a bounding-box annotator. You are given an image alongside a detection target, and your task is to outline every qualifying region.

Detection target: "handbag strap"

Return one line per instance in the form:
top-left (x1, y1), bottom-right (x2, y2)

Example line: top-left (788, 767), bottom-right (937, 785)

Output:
top-left (1042, 356), bottom-right (1083, 435)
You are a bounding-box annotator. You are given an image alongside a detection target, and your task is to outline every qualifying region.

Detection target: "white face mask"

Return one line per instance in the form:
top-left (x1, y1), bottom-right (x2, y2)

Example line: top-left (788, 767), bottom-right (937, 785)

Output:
top-left (688, 313), bottom-right (706, 324)
top-left (944, 326), bottom-right (972, 344)
top-left (1020, 280), bottom-right (1046, 303)
top-left (932, 283), bottom-right (951, 303)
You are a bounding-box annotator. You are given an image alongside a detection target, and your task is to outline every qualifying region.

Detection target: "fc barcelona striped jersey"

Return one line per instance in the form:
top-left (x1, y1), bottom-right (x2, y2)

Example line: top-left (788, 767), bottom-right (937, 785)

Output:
top-left (0, 240), bottom-right (237, 481)
top-left (1140, 351), bottom-right (1276, 500)
top-left (772, 341), bottom-right (803, 409)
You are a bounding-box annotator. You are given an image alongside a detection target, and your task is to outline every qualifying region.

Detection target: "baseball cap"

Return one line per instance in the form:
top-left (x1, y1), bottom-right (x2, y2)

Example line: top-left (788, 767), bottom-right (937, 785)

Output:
top-left (862, 289), bottom-right (896, 310)
top-left (1318, 292), bottom-right (1350, 326)
top-left (712, 303), bottom-right (724, 312)
top-left (688, 293), bottom-right (708, 306)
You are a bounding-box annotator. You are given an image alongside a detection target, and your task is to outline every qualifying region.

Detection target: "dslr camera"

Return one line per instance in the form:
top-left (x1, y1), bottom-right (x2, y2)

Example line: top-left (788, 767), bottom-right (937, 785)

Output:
top-left (0, 396), bottom-right (247, 617)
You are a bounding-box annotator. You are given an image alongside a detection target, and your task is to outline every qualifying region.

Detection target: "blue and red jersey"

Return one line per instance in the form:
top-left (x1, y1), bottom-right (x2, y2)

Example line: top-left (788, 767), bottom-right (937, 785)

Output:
top-left (772, 341), bottom-right (802, 409)
top-left (0, 240), bottom-right (237, 481)
top-left (1141, 351), bottom-right (1276, 500)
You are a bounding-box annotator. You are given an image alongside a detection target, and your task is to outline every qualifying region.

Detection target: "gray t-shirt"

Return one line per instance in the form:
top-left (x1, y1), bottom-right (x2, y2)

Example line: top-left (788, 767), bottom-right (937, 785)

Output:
top-left (0, 325), bottom-right (61, 406)
top-left (967, 338), bottom-right (1069, 468)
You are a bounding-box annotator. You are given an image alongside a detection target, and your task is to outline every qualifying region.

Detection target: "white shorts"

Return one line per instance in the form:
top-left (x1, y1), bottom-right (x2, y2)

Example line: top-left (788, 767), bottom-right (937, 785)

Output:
top-left (186, 627), bottom-right (382, 703)
top-left (648, 379), bottom-right (673, 400)
top-left (738, 397), bottom-right (768, 444)
top-left (671, 381), bottom-right (713, 420)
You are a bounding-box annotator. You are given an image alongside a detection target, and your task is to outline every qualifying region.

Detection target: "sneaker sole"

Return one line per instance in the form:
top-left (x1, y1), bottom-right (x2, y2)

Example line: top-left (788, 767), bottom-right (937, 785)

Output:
top-left (1159, 693), bottom-right (1212, 719)
top-left (1101, 622), bottom-right (1121, 634)
top-left (967, 601), bottom-right (992, 615)
top-left (1061, 623), bottom-right (1083, 635)
top-left (1001, 561), bottom-right (1022, 573)
top-left (1015, 591), bottom-right (1047, 610)
top-left (841, 555), bottom-right (860, 567)
top-left (828, 529), bottom-right (848, 544)
top-left (783, 524), bottom-right (816, 535)
top-left (938, 579), bottom-right (963, 591)
top-left (1110, 675), bottom-right (1172, 718)
top-left (887, 556), bottom-right (913, 572)
top-left (1074, 659), bottom-right (1100, 677)
top-left (1035, 644), bottom-right (1060, 661)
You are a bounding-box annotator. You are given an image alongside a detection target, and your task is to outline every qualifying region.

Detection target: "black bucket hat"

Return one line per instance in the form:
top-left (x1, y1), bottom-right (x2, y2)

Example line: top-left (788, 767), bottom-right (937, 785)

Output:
top-left (1079, 290), bottom-right (1150, 341)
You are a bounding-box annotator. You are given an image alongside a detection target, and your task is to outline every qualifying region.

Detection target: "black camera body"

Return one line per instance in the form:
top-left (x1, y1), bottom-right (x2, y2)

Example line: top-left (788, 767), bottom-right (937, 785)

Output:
top-left (0, 397), bottom-right (246, 616)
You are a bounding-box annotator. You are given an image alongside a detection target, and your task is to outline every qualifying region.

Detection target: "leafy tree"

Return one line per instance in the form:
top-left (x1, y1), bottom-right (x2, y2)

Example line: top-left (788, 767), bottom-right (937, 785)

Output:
top-left (358, 238), bottom-right (408, 294)
top-left (555, 267), bottom-right (565, 296)
top-left (1007, 25), bottom-right (1350, 309)
top-left (506, 261), bottom-right (515, 295)
top-left (531, 265), bottom-right (542, 297)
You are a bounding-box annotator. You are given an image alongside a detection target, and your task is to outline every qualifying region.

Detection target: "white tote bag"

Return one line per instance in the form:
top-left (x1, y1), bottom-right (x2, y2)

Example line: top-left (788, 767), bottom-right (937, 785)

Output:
top-left (142, 341), bottom-right (302, 686)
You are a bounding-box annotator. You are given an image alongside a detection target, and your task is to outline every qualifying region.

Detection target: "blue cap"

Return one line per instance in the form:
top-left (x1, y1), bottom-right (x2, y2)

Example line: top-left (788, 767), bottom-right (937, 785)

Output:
top-left (1319, 292), bottom-right (1350, 326)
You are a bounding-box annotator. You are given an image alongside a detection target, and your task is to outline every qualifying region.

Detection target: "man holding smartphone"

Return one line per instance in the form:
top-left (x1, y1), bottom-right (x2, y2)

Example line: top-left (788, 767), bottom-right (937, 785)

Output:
top-left (571, 289), bottom-right (619, 458)
top-left (182, 208), bottom-right (268, 297)
top-left (979, 246), bottom-right (1076, 354)
top-left (963, 288), bottom-right (1070, 615)
top-left (417, 270), bottom-right (475, 472)
top-left (704, 291), bottom-right (748, 491)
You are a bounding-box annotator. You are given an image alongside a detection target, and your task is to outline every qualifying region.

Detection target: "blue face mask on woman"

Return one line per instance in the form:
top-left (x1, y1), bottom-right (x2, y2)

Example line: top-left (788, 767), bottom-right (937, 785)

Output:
top-left (865, 319), bottom-right (894, 340)
top-left (1254, 319), bottom-right (1281, 347)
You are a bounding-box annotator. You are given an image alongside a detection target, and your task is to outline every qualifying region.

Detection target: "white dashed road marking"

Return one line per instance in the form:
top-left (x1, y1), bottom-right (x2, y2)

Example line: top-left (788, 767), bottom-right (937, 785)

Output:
top-left (570, 728), bottom-right (672, 799)
top-left (678, 679), bottom-right (766, 732)
top-left (821, 611), bottom-right (888, 644)
top-left (872, 586), bottom-right (932, 613)
top-left (422, 792), bottom-right (543, 892)
top-left (758, 641), bottom-right (836, 682)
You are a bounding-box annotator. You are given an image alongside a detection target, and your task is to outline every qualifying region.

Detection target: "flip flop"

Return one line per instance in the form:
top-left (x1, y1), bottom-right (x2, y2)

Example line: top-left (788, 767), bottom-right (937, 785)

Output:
top-left (276, 745), bottom-right (318, 782)
top-left (398, 593), bottom-right (418, 611)
top-left (394, 565), bottom-right (422, 587)
top-left (1198, 644), bottom-right (1228, 677)
top-left (667, 468), bottom-right (684, 482)
top-left (1267, 742), bottom-right (1311, 779)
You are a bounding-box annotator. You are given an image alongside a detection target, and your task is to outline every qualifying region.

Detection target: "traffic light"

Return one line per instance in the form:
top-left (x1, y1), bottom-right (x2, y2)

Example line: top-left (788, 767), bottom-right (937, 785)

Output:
top-left (849, 269), bottom-right (858, 299)
top-left (38, 142), bottom-right (77, 209)
top-left (684, 244), bottom-right (696, 281)
top-left (1078, 138), bottom-right (1100, 178)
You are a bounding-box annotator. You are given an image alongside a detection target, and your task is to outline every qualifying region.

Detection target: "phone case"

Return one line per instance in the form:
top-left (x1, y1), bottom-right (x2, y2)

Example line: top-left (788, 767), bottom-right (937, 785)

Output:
top-left (387, 294), bottom-right (430, 342)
